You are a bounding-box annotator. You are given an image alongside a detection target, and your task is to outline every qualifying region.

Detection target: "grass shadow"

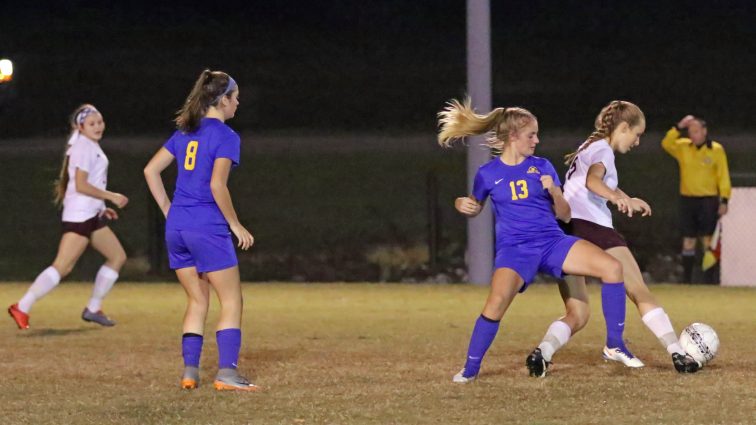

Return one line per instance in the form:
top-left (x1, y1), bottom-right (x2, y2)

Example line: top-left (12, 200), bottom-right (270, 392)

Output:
top-left (21, 327), bottom-right (97, 337)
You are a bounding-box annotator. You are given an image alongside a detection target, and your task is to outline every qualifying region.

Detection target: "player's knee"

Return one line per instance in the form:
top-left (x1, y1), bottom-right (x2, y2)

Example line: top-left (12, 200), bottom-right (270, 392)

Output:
top-left (109, 251), bottom-right (127, 270)
top-left (52, 262), bottom-right (74, 278)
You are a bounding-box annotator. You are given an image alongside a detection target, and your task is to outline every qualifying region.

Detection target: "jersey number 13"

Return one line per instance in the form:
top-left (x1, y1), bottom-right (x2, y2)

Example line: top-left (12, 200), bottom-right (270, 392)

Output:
top-left (509, 180), bottom-right (529, 200)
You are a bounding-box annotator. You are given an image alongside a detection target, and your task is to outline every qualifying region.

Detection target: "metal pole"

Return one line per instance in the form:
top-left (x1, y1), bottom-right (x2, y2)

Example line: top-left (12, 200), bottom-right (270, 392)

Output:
top-left (427, 170), bottom-right (439, 272)
top-left (466, 0), bottom-right (494, 284)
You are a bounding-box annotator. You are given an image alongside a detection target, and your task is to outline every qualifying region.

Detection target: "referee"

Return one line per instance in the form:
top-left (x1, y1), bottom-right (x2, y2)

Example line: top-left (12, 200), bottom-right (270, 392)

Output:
top-left (662, 115), bottom-right (731, 283)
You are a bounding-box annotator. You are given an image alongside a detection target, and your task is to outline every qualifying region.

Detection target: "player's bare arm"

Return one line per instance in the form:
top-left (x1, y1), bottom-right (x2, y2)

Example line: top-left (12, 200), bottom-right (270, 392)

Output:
top-left (540, 175), bottom-right (570, 222)
top-left (143, 147), bottom-right (175, 217)
top-left (210, 158), bottom-right (254, 250)
top-left (74, 168), bottom-right (128, 208)
top-left (585, 163), bottom-right (630, 215)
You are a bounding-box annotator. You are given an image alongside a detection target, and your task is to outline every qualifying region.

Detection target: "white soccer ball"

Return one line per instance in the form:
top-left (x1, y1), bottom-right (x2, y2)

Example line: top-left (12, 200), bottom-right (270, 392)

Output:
top-left (679, 323), bottom-right (719, 365)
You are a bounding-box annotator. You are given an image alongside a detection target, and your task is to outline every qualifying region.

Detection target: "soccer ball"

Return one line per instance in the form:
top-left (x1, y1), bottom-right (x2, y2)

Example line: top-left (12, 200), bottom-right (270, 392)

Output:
top-left (679, 323), bottom-right (719, 365)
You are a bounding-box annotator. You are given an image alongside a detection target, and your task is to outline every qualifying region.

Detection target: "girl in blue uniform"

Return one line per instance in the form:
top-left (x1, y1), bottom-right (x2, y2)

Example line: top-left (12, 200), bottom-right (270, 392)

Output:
top-left (438, 98), bottom-right (627, 380)
top-left (144, 70), bottom-right (257, 391)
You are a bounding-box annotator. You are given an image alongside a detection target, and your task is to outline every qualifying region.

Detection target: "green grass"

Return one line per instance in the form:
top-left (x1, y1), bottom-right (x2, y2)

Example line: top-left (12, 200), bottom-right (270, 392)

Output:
top-left (1, 282), bottom-right (754, 424)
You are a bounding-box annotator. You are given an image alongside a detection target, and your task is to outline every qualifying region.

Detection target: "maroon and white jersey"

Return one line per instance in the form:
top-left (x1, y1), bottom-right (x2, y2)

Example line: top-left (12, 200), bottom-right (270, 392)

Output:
top-left (563, 139), bottom-right (618, 228)
top-left (62, 135), bottom-right (108, 222)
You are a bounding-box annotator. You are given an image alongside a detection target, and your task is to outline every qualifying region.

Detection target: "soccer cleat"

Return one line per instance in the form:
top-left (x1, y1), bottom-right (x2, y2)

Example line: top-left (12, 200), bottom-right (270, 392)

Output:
top-left (181, 366), bottom-right (200, 389)
top-left (81, 308), bottom-right (116, 327)
top-left (672, 353), bottom-right (701, 373)
top-left (526, 348), bottom-right (551, 378)
top-left (452, 368), bottom-right (477, 383)
top-left (8, 304), bottom-right (30, 329)
top-left (602, 346), bottom-right (644, 368)
top-left (213, 370), bottom-right (260, 392)
top-left (181, 378), bottom-right (198, 389)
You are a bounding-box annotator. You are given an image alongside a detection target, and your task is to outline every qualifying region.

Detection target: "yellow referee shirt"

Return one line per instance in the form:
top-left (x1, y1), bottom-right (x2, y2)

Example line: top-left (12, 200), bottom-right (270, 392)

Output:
top-left (661, 127), bottom-right (731, 199)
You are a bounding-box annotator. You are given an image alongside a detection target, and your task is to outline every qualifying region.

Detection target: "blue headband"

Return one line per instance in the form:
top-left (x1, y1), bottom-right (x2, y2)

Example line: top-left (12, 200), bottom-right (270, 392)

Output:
top-left (212, 77), bottom-right (237, 105)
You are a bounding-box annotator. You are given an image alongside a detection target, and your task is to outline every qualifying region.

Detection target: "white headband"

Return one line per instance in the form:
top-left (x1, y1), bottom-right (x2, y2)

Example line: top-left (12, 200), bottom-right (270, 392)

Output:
top-left (67, 106), bottom-right (100, 146)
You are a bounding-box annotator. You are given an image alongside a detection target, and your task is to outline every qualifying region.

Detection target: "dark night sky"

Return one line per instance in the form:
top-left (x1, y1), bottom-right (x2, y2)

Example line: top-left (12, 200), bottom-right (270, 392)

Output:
top-left (1, 0), bottom-right (755, 136)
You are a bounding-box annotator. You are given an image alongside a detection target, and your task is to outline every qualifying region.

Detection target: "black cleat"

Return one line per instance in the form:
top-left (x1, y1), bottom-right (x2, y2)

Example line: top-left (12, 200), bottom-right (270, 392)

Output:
top-left (672, 353), bottom-right (701, 373)
top-left (526, 348), bottom-right (551, 378)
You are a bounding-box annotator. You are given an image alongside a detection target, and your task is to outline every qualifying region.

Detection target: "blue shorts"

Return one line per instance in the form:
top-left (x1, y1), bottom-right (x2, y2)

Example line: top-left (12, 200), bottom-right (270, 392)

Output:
top-left (166, 230), bottom-right (238, 273)
top-left (494, 234), bottom-right (579, 291)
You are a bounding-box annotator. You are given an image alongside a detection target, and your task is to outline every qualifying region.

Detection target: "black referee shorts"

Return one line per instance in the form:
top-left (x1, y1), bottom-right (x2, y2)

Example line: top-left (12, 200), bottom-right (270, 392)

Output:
top-left (679, 196), bottom-right (719, 238)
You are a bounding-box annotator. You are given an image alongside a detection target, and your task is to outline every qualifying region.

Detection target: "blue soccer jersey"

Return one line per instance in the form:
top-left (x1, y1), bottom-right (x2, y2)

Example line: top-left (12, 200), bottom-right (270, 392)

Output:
top-left (164, 118), bottom-right (241, 233)
top-left (473, 155), bottom-right (565, 247)
top-left (472, 155), bottom-right (578, 285)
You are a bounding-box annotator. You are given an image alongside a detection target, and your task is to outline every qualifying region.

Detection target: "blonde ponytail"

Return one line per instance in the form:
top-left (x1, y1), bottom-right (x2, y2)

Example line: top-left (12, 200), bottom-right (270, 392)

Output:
top-left (438, 98), bottom-right (536, 151)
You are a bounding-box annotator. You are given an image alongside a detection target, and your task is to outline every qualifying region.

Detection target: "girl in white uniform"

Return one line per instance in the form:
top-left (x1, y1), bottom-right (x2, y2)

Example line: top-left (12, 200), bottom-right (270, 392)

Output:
top-left (8, 104), bottom-right (129, 329)
top-left (562, 100), bottom-right (699, 373)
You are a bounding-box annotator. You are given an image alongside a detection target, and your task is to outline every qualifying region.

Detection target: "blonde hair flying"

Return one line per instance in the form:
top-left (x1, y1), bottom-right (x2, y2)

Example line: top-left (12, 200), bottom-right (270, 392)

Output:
top-left (437, 98), bottom-right (536, 151)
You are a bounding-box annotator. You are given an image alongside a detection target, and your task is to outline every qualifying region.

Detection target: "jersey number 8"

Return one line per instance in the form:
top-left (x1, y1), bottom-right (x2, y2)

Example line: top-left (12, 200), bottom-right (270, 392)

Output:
top-left (184, 141), bottom-right (199, 170)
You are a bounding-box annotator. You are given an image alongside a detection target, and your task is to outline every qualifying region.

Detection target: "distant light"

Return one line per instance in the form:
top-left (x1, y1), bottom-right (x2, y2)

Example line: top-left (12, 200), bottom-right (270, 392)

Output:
top-left (0, 59), bottom-right (13, 83)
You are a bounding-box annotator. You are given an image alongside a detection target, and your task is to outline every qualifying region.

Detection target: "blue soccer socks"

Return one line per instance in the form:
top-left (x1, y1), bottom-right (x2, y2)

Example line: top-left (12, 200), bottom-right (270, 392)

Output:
top-left (601, 282), bottom-right (627, 350)
top-left (462, 314), bottom-right (500, 378)
top-left (182, 333), bottom-right (204, 368)
top-left (217, 328), bottom-right (242, 369)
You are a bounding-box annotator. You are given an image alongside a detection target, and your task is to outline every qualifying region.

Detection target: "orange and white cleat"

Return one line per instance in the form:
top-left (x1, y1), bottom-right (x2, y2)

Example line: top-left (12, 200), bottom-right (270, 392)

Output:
top-left (8, 304), bottom-right (29, 329)
top-left (213, 370), bottom-right (260, 392)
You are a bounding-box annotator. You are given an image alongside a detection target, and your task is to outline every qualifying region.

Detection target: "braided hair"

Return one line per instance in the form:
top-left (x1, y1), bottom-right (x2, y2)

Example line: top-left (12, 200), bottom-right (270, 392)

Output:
top-left (564, 100), bottom-right (644, 165)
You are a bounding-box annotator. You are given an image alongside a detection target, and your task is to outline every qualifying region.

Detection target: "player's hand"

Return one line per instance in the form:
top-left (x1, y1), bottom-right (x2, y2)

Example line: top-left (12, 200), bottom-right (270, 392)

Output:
top-left (109, 192), bottom-right (129, 208)
top-left (101, 207), bottom-right (119, 221)
top-left (718, 203), bottom-right (728, 216)
top-left (611, 195), bottom-right (633, 216)
top-left (630, 197), bottom-right (652, 217)
top-left (677, 115), bottom-right (695, 129)
top-left (455, 197), bottom-right (481, 216)
top-left (230, 223), bottom-right (255, 250)
top-left (540, 175), bottom-right (556, 194)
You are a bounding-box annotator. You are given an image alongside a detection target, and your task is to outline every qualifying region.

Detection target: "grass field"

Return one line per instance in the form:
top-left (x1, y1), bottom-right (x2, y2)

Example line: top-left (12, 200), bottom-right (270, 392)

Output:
top-left (1, 282), bottom-right (754, 424)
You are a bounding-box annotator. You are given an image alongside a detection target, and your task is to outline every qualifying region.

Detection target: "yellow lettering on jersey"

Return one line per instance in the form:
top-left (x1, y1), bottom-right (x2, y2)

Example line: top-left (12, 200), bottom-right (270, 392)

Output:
top-left (509, 179), bottom-right (528, 200)
top-left (184, 141), bottom-right (199, 170)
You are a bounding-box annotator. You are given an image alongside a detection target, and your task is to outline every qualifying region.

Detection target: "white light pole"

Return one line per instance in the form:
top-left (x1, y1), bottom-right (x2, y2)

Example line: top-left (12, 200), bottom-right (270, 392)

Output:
top-left (466, 0), bottom-right (494, 284)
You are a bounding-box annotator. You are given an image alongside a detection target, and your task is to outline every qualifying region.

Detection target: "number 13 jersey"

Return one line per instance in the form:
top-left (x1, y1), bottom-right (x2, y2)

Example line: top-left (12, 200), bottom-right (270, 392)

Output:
top-left (472, 155), bottom-right (564, 246)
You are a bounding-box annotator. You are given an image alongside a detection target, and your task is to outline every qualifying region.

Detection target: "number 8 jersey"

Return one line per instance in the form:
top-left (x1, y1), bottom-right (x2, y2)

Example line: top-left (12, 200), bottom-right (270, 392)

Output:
top-left (163, 117), bottom-right (241, 233)
top-left (472, 155), bottom-right (565, 246)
